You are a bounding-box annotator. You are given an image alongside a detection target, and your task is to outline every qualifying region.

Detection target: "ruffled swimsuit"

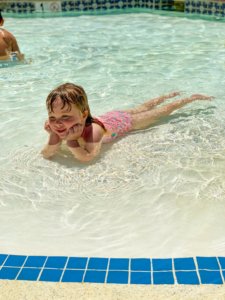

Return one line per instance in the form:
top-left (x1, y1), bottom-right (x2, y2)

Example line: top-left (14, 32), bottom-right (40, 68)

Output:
top-left (96, 110), bottom-right (133, 143)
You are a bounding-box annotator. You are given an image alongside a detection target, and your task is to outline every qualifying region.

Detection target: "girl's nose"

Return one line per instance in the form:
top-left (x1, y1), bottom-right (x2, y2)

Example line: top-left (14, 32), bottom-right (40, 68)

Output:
top-left (55, 119), bottom-right (63, 124)
top-left (55, 119), bottom-right (64, 127)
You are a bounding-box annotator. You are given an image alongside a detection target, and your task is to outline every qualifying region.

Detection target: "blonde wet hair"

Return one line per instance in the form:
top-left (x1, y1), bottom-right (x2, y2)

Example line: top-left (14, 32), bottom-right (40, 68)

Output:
top-left (46, 82), bottom-right (93, 123)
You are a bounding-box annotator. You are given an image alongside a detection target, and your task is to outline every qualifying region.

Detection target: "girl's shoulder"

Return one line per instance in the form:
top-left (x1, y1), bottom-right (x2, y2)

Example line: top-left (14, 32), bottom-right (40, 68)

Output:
top-left (83, 122), bottom-right (105, 143)
top-left (91, 122), bottom-right (106, 143)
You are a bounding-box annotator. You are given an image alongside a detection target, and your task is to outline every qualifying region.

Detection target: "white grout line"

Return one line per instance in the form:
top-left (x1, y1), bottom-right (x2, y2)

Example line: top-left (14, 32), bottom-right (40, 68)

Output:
top-left (193, 257), bottom-right (201, 284)
top-left (105, 258), bottom-right (110, 284)
top-left (37, 256), bottom-right (49, 281)
top-left (59, 256), bottom-right (70, 282)
top-left (172, 258), bottom-right (177, 284)
top-left (0, 255), bottom-right (9, 271)
top-left (150, 258), bottom-right (153, 285)
top-left (15, 256), bottom-right (29, 280)
top-left (82, 257), bottom-right (89, 283)
top-left (216, 256), bottom-right (224, 284)
top-left (128, 258), bottom-right (131, 284)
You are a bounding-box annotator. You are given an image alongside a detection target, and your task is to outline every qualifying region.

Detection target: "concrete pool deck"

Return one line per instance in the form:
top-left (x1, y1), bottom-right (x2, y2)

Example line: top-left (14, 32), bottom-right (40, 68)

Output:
top-left (0, 282), bottom-right (225, 300)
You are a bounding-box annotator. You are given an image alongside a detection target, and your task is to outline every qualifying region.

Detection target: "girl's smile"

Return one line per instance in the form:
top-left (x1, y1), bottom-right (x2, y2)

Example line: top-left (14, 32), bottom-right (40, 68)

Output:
top-left (48, 97), bottom-right (87, 139)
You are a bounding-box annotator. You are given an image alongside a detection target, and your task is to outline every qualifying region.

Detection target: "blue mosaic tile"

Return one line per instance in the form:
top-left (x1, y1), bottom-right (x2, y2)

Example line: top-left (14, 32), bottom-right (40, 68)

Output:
top-left (152, 258), bottom-right (172, 271)
top-left (131, 259), bottom-right (151, 271)
top-left (0, 267), bottom-right (20, 280)
top-left (45, 256), bottom-right (67, 269)
top-left (61, 270), bottom-right (84, 282)
top-left (109, 258), bottom-right (129, 270)
top-left (24, 256), bottom-right (47, 268)
top-left (107, 271), bottom-right (129, 284)
top-left (218, 257), bottom-right (225, 269)
top-left (215, 3), bottom-right (221, 9)
top-left (153, 271), bottom-right (174, 284)
top-left (4, 255), bottom-right (27, 267)
top-left (0, 253), bottom-right (224, 284)
top-left (87, 257), bottom-right (108, 270)
top-left (130, 271), bottom-right (151, 284)
top-left (0, 254), bottom-right (7, 266)
top-left (96, 0), bottom-right (106, 3)
top-left (84, 270), bottom-right (106, 283)
top-left (17, 268), bottom-right (41, 281)
top-left (208, 2), bottom-right (213, 8)
top-left (174, 258), bottom-right (196, 271)
top-left (222, 270), bottom-right (225, 281)
top-left (67, 257), bottom-right (87, 269)
top-left (199, 270), bottom-right (223, 284)
top-left (39, 269), bottom-right (63, 282)
top-left (176, 271), bottom-right (200, 284)
top-left (197, 257), bottom-right (219, 270)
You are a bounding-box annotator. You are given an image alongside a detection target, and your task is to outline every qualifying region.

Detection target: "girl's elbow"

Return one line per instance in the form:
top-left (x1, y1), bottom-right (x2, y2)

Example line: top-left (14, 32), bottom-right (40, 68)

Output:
top-left (73, 153), bottom-right (97, 163)
top-left (41, 149), bottom-right (54, 159)
top-left (76, 156), bottom-right (95, 163)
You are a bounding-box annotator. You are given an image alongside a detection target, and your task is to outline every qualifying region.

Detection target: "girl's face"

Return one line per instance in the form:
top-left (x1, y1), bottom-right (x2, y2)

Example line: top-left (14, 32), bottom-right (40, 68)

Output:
top-left (48, 96), bottom-right (87, 139)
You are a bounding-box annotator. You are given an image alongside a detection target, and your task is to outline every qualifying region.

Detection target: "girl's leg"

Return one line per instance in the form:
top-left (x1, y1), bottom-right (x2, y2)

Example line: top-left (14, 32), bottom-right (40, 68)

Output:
top-left (131, 94), bottom-right (213, 130)
top-left (126, 91), bottom-right (181, 114)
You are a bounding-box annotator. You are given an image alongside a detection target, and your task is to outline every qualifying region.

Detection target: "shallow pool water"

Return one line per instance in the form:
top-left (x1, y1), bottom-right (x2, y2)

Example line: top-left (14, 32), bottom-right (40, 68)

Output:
top-left (1, 13), bottom-right (225, 257)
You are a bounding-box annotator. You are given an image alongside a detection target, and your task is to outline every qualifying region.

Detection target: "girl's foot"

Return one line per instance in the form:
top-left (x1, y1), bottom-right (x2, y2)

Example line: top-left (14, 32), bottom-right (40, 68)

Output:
top-left (190, 94), bottom-right (214, 101)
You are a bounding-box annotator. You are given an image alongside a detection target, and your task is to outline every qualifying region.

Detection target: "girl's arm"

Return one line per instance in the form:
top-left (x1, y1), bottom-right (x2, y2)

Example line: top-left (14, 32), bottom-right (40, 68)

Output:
top-left (41, 121), bottom-right (62, 159)
top-left (66, 124), bottom-right (105, 162)
top-left (41, 134), bottom-right (62, 159)
top-left (67, 140), bottom-right (102, 162)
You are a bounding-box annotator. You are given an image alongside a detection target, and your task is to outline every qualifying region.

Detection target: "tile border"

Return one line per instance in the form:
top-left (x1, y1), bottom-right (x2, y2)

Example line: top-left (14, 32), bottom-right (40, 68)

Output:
top-left (0, 0), bottom-right (225, 18)
top-left (0, 254), bottom-right (224, 284)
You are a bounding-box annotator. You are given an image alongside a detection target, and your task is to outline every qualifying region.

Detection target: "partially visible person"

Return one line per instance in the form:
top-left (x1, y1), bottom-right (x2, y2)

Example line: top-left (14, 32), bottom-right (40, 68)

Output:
top-left (0, 10), bottom-right (24, 61)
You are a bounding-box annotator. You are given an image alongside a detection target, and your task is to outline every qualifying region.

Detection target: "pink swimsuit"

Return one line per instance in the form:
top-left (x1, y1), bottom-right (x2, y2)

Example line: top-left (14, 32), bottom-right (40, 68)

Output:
top-left (97, 110), bottom-right (133, 143)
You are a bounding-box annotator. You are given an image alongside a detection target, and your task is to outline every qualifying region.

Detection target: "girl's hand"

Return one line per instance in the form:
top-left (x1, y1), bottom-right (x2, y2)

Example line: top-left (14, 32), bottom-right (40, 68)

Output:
top-left (44, 120), bottom-right (61, 145)
top-left (67, 123), bottom-right (83, 139)
top-left (44, 120), bottom-right (52, 134)
top-left (48, 133), bottom-right (61, 145)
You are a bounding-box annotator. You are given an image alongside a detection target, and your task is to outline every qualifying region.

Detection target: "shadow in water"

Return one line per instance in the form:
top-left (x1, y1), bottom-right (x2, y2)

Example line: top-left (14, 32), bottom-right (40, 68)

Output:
top-left (153, 105), bottom-right (216, 126)
top-left (49, 142), bottom-right (115, 168)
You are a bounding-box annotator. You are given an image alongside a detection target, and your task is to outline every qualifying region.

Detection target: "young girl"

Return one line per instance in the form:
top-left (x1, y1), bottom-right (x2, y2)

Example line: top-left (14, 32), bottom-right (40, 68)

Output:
top-left (41, 83), bottom-right (213, 162)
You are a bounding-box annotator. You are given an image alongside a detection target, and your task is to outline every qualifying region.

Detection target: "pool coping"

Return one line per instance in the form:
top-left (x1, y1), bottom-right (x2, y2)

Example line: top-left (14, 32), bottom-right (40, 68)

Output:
top-left (0, 254), bottom-right (224, 285)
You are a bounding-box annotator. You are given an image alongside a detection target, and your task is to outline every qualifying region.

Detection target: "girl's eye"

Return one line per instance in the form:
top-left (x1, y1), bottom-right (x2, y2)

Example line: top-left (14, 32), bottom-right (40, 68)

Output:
top-left (62, 116), bottom-right (70, 120)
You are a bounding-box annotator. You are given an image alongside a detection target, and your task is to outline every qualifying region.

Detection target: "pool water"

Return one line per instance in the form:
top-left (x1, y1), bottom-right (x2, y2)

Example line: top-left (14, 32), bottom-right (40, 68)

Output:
top-left (1, 13), bottom-right (225, 258)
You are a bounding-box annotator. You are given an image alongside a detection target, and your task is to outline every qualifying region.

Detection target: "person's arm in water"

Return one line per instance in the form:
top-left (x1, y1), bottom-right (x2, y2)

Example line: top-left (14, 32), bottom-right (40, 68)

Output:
top-left (66, 123), bottom-right (105, 162)
top-left (41, 121), bottom-right (62, 158)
